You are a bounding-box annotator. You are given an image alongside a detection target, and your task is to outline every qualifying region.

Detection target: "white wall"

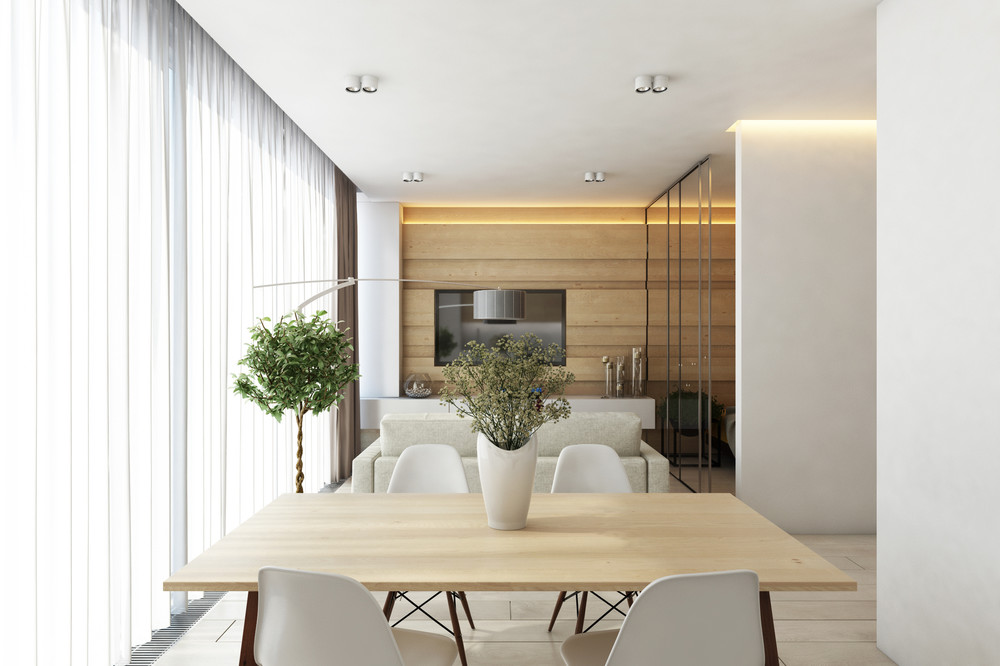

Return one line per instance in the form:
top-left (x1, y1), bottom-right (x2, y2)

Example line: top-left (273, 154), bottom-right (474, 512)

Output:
top-left (877, 1), bottom-right (1000, 663)
top-left (736, 120), bottom-right (876, 533)
top-left (357, 201), bottom-right (401, 398)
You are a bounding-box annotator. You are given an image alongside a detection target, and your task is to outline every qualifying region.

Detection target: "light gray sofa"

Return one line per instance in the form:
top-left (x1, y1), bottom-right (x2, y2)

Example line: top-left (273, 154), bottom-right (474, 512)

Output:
top-left (352, 411), bottom-right (670, 493)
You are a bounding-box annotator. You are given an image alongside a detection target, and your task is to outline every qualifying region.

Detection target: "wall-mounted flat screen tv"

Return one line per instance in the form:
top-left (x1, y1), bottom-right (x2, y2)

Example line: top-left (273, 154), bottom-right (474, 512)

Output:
top-left (434, 289), bottom-right (567, 366)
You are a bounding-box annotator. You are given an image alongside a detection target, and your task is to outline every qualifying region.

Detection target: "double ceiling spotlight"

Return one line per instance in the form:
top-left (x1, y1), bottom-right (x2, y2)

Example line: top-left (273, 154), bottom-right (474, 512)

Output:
top-left (584, 172), bottom-right (606, 183)
top-left (345, 75), bottom-right (379, 93)
top-left (634, 75), bottom-right (669, 93)
top-left (402, 172), bottom-right (424, 182)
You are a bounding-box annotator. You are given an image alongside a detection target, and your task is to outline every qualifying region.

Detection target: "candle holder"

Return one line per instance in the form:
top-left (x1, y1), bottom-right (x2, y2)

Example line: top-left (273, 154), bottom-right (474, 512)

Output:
top-left (614, 356), bottom-right (626, 398)
top-left (602, 356), bottom-right (613, 398)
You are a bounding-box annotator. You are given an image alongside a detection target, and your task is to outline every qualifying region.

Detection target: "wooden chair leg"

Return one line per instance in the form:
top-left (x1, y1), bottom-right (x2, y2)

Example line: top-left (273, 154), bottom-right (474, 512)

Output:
top-left (547, 591), bottom-right (567, 632)
top-left (382, 591), bottom-right (397, 620)
top-left (626, 591), bottom-right (635, 608)
top-left (445, 588), bottom-right (469, 666)
top-left (574, 591), bottom-right (589, 634)
top-left (456, 591), bottom-right (475, 629)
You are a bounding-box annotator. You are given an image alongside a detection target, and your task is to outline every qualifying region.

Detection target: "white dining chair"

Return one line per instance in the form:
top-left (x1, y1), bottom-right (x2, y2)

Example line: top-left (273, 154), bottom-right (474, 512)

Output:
top-left (560, 570), bottom-right (765, 666)
top-left (384, 444), bottom-right (474, 666)
top-left (548, 444), bottom-right (634, 634)
top-left (254, 567), bottom-right (458, 666)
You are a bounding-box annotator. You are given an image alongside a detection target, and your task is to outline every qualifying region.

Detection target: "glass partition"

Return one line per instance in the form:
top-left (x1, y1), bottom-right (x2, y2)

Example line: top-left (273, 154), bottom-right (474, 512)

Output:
top-left (647, 158), bottom-right (723, 492)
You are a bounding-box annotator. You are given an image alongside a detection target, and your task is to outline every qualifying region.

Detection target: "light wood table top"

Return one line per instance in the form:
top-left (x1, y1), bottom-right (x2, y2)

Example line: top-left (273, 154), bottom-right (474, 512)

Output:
top-left (164, 492), bottom-right (856, 594)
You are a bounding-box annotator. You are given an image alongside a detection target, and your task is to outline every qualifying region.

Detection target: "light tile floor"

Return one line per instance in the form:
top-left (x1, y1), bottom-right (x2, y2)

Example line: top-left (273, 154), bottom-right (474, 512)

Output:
top-left (156, 467), bottom-right (895, 665)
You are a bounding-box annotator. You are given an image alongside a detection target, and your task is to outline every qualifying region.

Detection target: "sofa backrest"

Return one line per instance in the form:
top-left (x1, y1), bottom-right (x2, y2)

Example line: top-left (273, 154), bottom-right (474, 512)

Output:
top-left (535, 412), bottom-right (641, 457)
top-left (380, 413), bottom-right (478, 457)
top-left (379, 411), bottom-right (641, 458)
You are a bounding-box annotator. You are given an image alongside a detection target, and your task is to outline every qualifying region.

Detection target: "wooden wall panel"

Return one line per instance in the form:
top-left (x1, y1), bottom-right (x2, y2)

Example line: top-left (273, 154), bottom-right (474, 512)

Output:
top-left (648, 224), bottom-right (736, 259)
top-left (398, 209), bottom-right (736, 418)
top-left (404, 224), bottom-right (646, 260)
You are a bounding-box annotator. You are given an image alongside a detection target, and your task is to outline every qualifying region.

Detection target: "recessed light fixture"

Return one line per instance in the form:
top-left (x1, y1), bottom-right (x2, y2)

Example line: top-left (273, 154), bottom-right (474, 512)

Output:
top-left (403, 172), bottom-right (424, 183)
top-left (635, 74), bottom-right (668, 93)
top-left (345, 74), bottom-right (378, 93)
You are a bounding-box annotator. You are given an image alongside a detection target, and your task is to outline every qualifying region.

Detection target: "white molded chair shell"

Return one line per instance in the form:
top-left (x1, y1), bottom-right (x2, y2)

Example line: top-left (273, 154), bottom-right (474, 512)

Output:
top-left (551, 444), bottom-right (633, 493)
top-left (561, 570), bottom-right (765, 666)
top-left (387, 444), bottom-right (470, 493)
top-left (255, 567), bottom-right (457, 666)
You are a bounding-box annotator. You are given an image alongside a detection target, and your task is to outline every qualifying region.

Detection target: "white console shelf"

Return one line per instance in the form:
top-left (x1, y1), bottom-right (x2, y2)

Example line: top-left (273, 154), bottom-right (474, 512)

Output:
top-left (360, 396), bottom-right (656, 430)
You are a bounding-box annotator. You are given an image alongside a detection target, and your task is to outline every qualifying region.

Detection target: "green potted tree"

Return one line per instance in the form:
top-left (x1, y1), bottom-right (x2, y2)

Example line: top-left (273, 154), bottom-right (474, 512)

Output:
top-left (233, 310), bottom-right (360, 493)
top-left (440, 333), bottom-right (574, 529)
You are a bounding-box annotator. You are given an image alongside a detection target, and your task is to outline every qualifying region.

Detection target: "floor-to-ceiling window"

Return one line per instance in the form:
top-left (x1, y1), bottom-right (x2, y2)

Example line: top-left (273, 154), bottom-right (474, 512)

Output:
top-left (1, 1), bottom-right (340, 663)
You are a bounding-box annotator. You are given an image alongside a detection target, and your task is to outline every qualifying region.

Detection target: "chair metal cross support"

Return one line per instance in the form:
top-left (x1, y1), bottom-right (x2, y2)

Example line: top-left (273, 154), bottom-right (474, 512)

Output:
top-left (383, 590), bottom-right (474, 666)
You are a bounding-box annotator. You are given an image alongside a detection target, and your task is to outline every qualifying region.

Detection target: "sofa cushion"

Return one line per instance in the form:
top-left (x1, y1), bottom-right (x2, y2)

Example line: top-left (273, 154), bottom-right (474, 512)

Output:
top-left (534, 412), bottom-right (641, 457)
top-left (379, 413), bottom-right (478, 457)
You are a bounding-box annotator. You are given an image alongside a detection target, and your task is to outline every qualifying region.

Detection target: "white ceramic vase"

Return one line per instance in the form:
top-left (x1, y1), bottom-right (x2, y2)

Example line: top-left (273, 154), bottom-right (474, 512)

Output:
top-left (477, 432), bottom-right (538, 530)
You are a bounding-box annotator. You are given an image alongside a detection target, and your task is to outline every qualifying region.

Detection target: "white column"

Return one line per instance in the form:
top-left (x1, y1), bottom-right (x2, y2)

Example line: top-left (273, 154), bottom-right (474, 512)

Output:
top-left (357, 201), bottom-right (402, 397)
top-left (735, 120), bottom-right (876, 533)
top-left (877, 1), bottom-right (1000, 663)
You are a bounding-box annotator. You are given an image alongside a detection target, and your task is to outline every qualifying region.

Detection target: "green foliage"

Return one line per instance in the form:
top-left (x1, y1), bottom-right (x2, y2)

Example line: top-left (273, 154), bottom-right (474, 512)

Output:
top-left (439, 333), bottom-right (575, 451)
top-left (232, 310), bottom-right (361, 423)
top-left (657, 389), bottom-right (725, 429)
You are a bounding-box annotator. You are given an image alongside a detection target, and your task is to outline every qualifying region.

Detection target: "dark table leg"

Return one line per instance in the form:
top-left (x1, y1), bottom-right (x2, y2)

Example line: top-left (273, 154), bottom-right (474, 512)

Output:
top-left (239, 592), bottom-right (259, 666)
top-left (444, 590), bottom-right (469, 666)
top-left (759, 591), bottom-right (779, 666)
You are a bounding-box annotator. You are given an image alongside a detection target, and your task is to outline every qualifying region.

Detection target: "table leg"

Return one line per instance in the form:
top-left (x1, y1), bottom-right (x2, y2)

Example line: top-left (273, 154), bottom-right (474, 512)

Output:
top-left (445, 588), bottom-right (469, 666)
top-left (759, 591), bottom-right (779, 666)
top-left (574, 591), bottom-right (589, 635)
top-left (239, 592), bottom-right (259, 666)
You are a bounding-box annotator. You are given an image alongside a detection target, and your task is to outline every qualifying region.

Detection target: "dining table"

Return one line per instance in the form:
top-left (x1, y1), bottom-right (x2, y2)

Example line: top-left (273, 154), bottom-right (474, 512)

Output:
top-left (164, 492), bottom-right (856, 666)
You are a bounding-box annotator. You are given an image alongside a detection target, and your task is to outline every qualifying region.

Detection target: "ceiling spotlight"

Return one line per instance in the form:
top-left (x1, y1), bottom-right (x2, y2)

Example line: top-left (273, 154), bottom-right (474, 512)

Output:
top-left (595, 172), bottom-right (606, 182)
top-left (402, 172), bottom-right (413, 182)
top-left (652, 75), bottom-right (669, 93)
top-left (634, 75), bottom-right (652, 93)
top-left (584, 172), bottom-right (595, 182)
top-left (361, 75), bottom-right (379, 93)
top-left (412, 172), bottom-right (423, 182)
top-left (344, 75), bottom-right (362, 93)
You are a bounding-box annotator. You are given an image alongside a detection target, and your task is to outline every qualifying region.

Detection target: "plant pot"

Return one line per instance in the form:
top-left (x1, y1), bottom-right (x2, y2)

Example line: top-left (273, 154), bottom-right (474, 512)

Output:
top-left (477, 432), bottom-right (538, 530)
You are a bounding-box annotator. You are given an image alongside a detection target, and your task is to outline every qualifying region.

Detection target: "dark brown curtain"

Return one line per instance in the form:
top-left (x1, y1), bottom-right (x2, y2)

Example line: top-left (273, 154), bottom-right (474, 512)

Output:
top-left (333, 166), bottom-right (359, 481)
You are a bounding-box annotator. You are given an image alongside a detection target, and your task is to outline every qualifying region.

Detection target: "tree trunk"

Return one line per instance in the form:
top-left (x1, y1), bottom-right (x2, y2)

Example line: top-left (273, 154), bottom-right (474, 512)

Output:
top-left (295, 412), bottom-right (304, 493)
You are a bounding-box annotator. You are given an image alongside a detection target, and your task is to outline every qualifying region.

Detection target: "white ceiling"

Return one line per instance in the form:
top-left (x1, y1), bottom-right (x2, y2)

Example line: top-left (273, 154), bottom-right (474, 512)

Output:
top-left (174, 0), bottom-right (878, 207)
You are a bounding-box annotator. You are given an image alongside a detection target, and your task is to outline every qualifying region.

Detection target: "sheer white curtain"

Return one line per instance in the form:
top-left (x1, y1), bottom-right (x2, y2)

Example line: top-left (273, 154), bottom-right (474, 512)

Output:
top-left (174, 9), bottom-right (338, 558)
top-left (1, 0), bottom-right (340, 663)
top-left (2, 1), bottom-right (172, 663)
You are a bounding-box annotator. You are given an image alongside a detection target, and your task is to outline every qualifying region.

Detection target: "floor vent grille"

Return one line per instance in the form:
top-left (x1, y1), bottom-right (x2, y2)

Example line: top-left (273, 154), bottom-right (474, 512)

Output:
top-left (127, 592), bottom-right (225, 665)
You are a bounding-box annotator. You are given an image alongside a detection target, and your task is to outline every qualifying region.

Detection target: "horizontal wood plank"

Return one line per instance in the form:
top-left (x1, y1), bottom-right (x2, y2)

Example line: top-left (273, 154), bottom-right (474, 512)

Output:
top-left (403, 224), bottom-right (647, 260)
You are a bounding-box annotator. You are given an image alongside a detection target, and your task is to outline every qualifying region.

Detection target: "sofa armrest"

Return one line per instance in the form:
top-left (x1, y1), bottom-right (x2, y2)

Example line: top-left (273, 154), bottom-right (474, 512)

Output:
top-left (351, 438), bottom-right (382, 493)
top-left (640, 441), bottom-right (671, 493)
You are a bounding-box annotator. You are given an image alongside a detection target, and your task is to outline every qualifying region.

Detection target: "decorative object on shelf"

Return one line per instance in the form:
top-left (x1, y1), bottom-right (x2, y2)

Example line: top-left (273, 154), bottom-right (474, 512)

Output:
top-left (403, 373), bottom-right (432, 399)
top-left (233, 311), bottom-right (360, 493)
top-left (631, 346), bottom-right (645, 397)
top-left (614, 356), bottom-right (626, 398)
top-left (602, 356), bottom-right (612, 399)
top-left (440, 333), bottom-right (575, 530)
